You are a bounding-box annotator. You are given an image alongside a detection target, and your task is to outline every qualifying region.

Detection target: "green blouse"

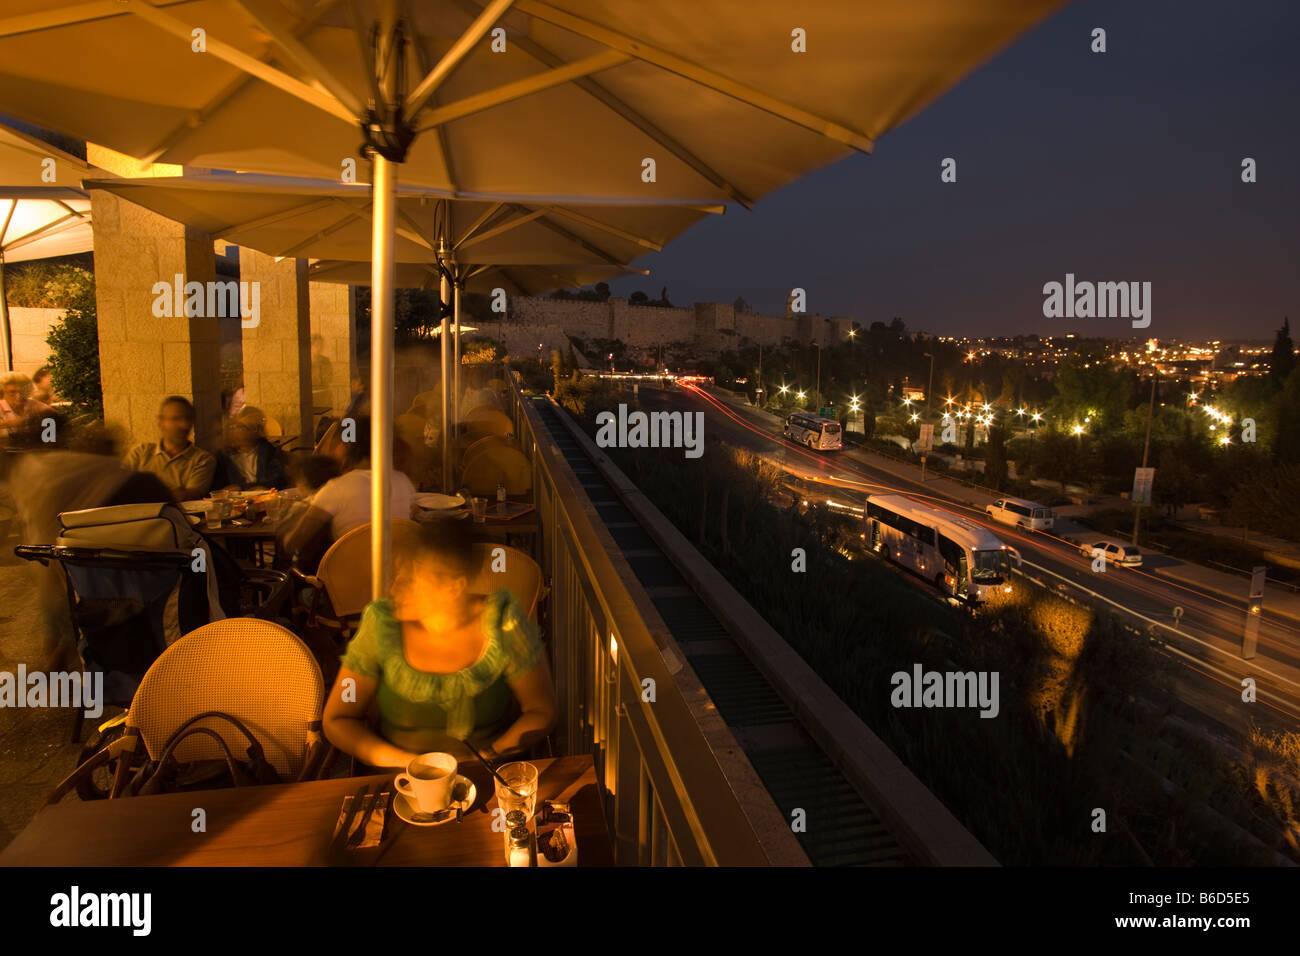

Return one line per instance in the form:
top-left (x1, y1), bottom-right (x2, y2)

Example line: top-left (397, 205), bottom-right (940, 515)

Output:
top-left (341, 591), bottom-right (543, 751)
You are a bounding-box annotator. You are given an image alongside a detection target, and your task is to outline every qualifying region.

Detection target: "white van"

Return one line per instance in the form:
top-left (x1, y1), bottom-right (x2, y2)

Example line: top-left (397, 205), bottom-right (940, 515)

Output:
top-left (985, 497), bottom-right (1055, 532)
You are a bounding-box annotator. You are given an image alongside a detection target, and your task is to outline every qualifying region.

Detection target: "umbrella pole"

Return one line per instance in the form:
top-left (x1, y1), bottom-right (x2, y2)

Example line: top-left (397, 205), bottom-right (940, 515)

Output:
top-left (439, 247), bottom-right (452, 493)
top-left (370, 154), bottom-right (397, 600)
top-left (0, 256), bottom-right (12, 373)
top-left (453, 281), bottom-right (462, 442)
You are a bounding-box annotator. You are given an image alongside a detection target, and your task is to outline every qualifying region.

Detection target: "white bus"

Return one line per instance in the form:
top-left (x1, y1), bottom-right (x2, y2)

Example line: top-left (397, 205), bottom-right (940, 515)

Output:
top-left (784, 413), bottom-right (842, 450)
top-left (866, 494), bottom-right (1020, 602)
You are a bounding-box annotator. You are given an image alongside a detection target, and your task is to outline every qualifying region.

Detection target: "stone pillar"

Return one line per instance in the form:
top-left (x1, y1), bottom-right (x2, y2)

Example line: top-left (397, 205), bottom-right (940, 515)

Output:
top-left (89, 188), bottom-right (221, 449)
top-left (240, 250), bottom-right (311, 446)
top-left (309, 281), bottom-right (357, 417)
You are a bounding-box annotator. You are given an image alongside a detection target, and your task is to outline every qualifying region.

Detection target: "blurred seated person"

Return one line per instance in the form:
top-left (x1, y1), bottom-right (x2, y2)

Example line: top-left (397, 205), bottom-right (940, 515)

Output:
top-left (281, 417), bottom-right (416, 563)
top-left (122, 396), bottom-right (216, 502)
top-left (0, 373), bottom-right (55, 437)
top-left (212, 406), bottom-right (287, 490)
top-left (31, 367), bottom-right (56, 406)
top-left (289, 453), bottom-right (342, 502)
top-left (323, 520), bottom-right (557, 766)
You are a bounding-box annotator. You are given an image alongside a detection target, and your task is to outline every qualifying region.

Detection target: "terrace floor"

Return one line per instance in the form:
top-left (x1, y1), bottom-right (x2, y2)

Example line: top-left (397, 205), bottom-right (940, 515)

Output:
top-left (0, 538), bottom-right (83, 852)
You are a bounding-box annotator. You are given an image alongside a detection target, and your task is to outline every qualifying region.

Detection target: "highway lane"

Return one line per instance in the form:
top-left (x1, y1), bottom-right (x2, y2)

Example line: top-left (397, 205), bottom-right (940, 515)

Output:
top-left (629, 382), bottom-right (1300, 734)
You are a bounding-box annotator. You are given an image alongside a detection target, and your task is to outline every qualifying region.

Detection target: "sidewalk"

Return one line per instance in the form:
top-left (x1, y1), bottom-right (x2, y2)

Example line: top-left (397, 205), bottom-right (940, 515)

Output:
top-left (707, 388), bottom-right (1300, 625)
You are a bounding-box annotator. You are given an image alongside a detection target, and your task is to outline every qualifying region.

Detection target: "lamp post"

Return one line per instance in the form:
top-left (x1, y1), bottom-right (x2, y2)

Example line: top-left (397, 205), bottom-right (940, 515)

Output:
top-left (923, 351), bottom-right (934, 421)
top-left (1131, 376), bottom-right (1157, 546)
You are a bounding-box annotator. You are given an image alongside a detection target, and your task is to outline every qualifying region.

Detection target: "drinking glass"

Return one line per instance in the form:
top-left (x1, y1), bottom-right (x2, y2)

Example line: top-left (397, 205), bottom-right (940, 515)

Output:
top-left (204, 503), bottom-right (222, 530)
top-left (471, 497), bottom-right (488, 523)
top-left (494, 761), bottom-right (538, 822)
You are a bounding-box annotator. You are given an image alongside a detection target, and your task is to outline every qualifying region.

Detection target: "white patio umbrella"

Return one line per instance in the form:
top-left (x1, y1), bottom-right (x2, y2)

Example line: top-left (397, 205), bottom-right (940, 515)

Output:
top-left (0, 122), bottom-right (95, 371)
top-left (86, 169), bottom-right (709, 486)
top-left (0, 0), bottom-right (1064, 595)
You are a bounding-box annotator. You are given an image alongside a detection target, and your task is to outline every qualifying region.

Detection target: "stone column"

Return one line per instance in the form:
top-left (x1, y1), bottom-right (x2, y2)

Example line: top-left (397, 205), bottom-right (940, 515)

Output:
top-left (239, 250), bottom-right (311, 446)
top-left (89, 188), bottom-right (221, 449)
top-left (308, 281), bottom-right (357, 418)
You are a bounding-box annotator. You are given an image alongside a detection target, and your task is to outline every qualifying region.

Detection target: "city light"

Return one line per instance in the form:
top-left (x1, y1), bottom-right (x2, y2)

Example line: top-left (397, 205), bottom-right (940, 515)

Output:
top-left (1072, 424), bottom-right (1084, 435)
top-left (797, 391), bottom-right (806, 400)
top-left (1031, 411), bottom-right (1042, 423)
top-left (1220, 436), bottom-right (1231, 446)
top-left (1016, 407), bottom-right (1026, 417)
top-left (910, 413), bottom-right (919, 423)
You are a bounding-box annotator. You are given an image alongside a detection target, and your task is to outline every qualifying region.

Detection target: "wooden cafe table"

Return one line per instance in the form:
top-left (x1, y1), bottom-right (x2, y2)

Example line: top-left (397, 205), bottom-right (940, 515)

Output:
top-left (0, 755), bottom-right (614, 867)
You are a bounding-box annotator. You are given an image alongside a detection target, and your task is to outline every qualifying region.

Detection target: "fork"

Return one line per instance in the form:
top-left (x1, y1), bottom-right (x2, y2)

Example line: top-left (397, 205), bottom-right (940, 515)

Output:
top-left (346, 789), bottom-right (382, 848)
top-left (328, 783), bottom-right (369, 860)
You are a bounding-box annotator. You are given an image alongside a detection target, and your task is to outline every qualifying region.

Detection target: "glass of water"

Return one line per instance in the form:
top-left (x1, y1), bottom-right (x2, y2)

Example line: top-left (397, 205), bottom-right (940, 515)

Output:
top-left (494, 761), bottom-right (539, 821)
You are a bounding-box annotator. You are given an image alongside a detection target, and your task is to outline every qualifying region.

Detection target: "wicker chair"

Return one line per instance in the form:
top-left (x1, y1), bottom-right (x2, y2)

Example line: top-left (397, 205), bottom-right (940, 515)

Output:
top-left (46, 618), bottom-right (328, 803)
top-left (468, 543), bottom-right (544, 620)
top-left (293, 518), bottom-right (422, 641)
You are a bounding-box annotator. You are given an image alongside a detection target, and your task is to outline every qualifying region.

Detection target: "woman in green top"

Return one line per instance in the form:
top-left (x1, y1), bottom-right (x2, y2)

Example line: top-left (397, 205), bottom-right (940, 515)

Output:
top-left (323, 521), bottom-right (557, 768)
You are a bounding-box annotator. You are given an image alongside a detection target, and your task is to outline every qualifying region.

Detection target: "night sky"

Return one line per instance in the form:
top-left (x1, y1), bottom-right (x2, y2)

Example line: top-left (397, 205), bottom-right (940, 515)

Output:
top-left (608, 0), bottom-right (1299, 341)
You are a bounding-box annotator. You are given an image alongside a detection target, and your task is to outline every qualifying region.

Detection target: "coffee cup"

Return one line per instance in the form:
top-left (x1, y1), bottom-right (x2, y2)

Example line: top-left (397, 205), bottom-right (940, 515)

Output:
top-left (394, 752), bottom-right (459, 813)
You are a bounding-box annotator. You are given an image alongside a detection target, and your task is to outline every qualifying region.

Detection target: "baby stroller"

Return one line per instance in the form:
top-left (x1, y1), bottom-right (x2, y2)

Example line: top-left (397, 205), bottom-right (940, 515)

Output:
top-left (15, 501), bottom-right (290, 797)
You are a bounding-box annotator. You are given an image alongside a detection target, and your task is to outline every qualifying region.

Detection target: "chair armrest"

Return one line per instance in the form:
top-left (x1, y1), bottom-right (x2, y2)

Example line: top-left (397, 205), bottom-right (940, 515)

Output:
top-left (44, 733), bottom-right (141, 806)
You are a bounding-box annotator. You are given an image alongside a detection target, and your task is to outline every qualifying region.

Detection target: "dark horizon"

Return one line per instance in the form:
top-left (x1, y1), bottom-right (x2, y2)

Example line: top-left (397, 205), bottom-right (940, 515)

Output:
top-left (609, 0), bottom-right (1299, 341)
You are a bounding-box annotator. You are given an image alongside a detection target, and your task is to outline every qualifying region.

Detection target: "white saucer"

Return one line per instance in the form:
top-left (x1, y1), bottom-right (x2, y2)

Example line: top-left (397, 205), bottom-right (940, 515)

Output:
top-left (391, 775), bottom-right (476, 827)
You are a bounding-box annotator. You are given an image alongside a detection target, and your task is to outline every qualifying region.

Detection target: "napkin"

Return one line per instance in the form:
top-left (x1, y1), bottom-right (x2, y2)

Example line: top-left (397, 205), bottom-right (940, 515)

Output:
top-left (332, 792), bottom-right (389, 849)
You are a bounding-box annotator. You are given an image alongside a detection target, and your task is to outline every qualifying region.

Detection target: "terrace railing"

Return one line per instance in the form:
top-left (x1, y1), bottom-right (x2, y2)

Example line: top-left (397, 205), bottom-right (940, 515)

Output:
top-left (507, 377), bottom-right (801, 865)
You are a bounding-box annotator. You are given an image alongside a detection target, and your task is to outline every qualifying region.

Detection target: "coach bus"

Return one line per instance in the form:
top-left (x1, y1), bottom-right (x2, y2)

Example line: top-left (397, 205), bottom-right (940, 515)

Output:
top-left (784, 413), bottom-right (842, 450)
top-left (865, 494), bottom-right (1020, 602)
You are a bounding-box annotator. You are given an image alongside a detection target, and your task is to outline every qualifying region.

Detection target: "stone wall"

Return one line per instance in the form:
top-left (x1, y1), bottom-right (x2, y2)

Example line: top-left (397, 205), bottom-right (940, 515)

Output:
top-left (493, 295), bottom-right (846, 356)
top-left (4, 307), bottom-right (62, 376)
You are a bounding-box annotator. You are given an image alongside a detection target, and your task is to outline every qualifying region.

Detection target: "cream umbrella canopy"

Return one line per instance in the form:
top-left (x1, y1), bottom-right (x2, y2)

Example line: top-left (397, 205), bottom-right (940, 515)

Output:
top-left (0, 0), bottom-right (1064, 596)
top-left (85, 170), bottom-right (710, 485)
top-left (0, 123), bottom-right (95, 371)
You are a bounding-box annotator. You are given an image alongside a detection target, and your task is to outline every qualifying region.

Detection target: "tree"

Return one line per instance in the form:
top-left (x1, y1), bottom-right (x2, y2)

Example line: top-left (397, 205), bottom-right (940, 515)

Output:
top-left (594, 282), bottom-right (610, 301)
top-left (628, 290), bottom-right (648, 305)
top-left (985, 424), bottom-right (1008, 489)
top-left (1270, 317), bottom-right (1294, 386)
top-left (44, 268), bottom-right (101, 418)
top-left (733, 296), bottom-right (750, 314)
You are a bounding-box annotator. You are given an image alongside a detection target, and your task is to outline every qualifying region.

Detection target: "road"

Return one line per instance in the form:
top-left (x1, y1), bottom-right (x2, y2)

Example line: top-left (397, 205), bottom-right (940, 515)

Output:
top-left (634, 383), bottom-right (1300, 739)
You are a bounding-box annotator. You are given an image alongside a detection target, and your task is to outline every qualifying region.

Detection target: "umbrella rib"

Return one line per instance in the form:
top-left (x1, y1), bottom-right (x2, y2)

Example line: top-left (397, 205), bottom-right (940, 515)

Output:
top-left (540, 206), bottom-right (662, 253)
top-left (0, 202), bottom-right (15, 246)
top-left (515, 0), bottom-right (875, 153)
top-left (405, 0), bottom-right (518, 117)
top-left (455, 207), bottom-right (547, 250)
top-left (125, 1), bottom-right (356, 125)
top-left (407, 29), bottom-right (459, 192)
top-left (135, 0), bottom-right (345, 166)
top-left (451, 0), bottom-right (753, 209)
top-left (454, 202), bottom-right (505, 248)
top-left (508, 204), bottom-right (621, 265)
top-left (394, 208), bottom-right (437, 251)
top-left (0, 0), bottom-right (191, 38)
top-left (231, 0), bottom-right (364, 117)
top-left (413, 49), bottom-right (629, 132)
top-left (277, 200), bottom-right (369, 258)
top-left (2, 212), bottom-right (87, 254)
top-left (223, 196), bottom-right (342, 236)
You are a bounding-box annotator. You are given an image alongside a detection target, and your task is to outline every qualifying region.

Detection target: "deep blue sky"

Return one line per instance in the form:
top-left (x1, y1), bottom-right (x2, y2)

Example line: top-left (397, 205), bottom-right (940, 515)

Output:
top-left (609, 0), bottom-right (1299, 341)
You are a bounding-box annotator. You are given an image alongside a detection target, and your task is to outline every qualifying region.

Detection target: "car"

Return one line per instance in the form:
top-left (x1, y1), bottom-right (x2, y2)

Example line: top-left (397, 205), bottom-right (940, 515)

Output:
top-left (985, 496), bottom-right (1055, 532)
top-left (1078, 538), bottom-right (1142, 568)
